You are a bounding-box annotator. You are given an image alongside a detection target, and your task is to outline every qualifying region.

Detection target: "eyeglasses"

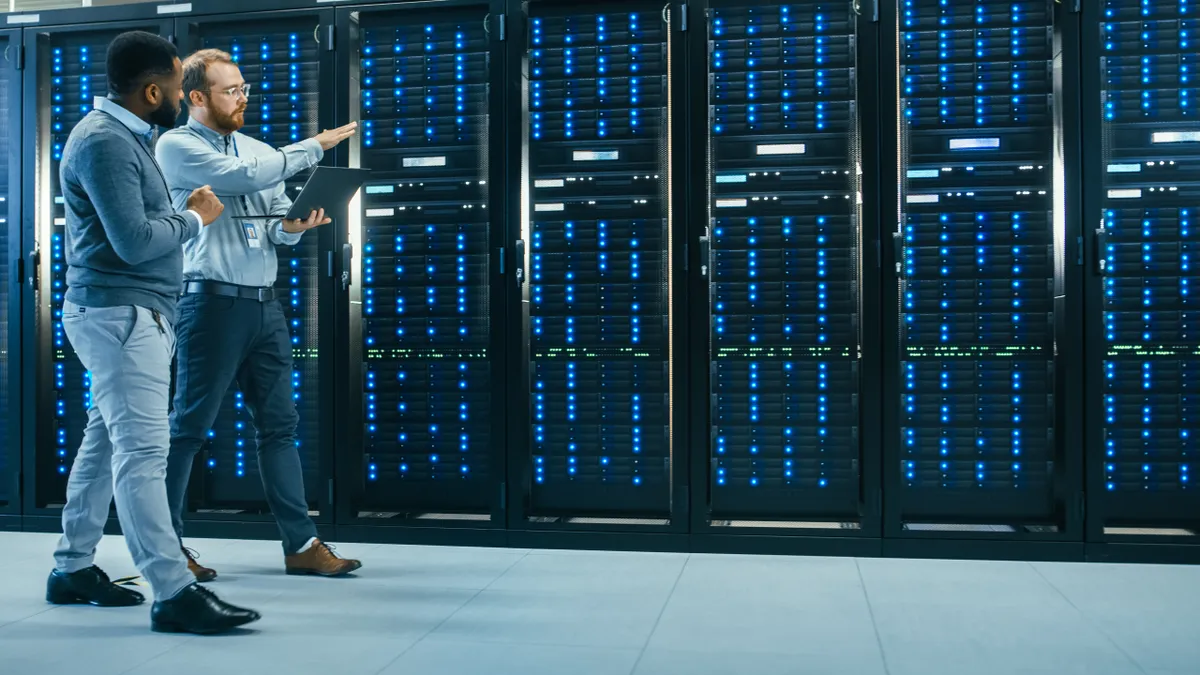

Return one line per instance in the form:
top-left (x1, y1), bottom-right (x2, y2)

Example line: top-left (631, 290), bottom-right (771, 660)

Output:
top-left (205, 83), bottom-right (252, 99)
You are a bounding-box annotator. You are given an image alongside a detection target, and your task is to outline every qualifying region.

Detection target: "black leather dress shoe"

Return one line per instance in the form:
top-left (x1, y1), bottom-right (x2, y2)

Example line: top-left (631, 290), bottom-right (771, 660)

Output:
top-left (46, 566), bottom-right (145, 607)
top-left (150, 583), bottom-right (261, 634)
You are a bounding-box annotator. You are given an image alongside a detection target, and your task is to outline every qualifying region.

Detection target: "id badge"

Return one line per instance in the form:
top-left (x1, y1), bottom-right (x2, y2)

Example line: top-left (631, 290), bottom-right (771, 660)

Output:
top-left (241, 221), bottom-right (262, 249)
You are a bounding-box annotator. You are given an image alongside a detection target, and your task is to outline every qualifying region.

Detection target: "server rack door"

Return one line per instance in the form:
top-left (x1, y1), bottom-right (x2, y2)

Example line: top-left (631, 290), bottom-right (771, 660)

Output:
top-left (516, 1), bottom-right (679, 522)
top-left (1084, 0), bottom-right (1200, 541)
top-left (0, 29), bottom-right (20, 516)
top-left (886, 0), bottom-right (1077, 532)
top-left (24, 19), bottom-right (175, 511)
top-left (172, 9), bottom-right (335, 521)
top-left (337, 1), bottom-right (507, 524)
top-left (694, 0), bottom-right (876, 533)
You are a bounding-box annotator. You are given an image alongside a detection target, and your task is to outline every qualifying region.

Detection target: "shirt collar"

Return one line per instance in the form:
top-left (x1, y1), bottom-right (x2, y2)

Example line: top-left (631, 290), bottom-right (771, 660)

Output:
top-left (185, 115), bottom-right (233, 148)
top-left (93, 96), bottom-right (153, 143)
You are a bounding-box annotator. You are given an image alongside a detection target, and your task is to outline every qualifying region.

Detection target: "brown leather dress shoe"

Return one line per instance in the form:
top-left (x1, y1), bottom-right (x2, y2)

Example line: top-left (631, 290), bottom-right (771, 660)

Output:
top-left (183, 547), bottom-right (218, 583)
top-left (284, 539), bottom-right (362, 577)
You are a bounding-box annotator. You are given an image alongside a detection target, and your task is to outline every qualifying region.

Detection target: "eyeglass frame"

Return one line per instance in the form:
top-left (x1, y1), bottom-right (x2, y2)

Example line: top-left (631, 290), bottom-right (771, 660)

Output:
top-left (199, 83), bottom-right (253, 100)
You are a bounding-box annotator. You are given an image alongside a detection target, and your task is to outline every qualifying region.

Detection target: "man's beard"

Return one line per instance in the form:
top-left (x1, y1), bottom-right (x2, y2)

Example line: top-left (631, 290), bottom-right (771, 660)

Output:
top-left (149, 99), bottom-right (180, 129)
top-left (212, 106), bottom-right (246, 133)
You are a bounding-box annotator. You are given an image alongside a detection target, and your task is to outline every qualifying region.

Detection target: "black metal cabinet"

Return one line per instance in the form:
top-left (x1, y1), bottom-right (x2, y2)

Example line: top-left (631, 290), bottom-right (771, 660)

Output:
top-left (21, 16), bottom-right (174, 515)
top-left (170, 7), bottom-right (338, 529)
top-left (333, 0), bottom-right (509, 533)
top-left (1082, 0), bottom-right (1200, 546)
top-left (880, 0), bottom-right (1085, 544)
top-left (6, 0), bottom-right (1199, 564)
top-left (0, 29), bottom-right (21, 520)
top-left (685, 0), bottom-right (884, 548)
top-left (505, 0), bottom-right (691, 536)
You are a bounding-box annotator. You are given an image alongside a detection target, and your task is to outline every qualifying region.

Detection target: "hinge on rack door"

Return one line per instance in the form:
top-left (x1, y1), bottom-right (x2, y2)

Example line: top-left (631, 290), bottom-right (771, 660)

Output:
top-left (16, 45), bottom-right (25, 71)
top-left (167, 34), bottom-right (177, 46)
top-left (498, 14), bottom-right (507, 41)
top-left (16, 257), bottom-right (24, 283)
top-left (680, 4), bottom-right (688, 31)
top-left (323, 25), bottom-right (336, 52)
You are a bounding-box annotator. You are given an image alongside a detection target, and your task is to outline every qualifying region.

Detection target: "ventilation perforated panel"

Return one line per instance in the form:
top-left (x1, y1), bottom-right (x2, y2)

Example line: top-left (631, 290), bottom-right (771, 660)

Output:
top-left (896, 0), bottom-right (1059, 519)
top-left (356, 9), bottom-right (494, 511)
top-left (706, 1), bottom-right (862, 519)
top-left (525, 5), bottom-right (672, 515)
top-left (1098, 0), bottom-right (1197, 505)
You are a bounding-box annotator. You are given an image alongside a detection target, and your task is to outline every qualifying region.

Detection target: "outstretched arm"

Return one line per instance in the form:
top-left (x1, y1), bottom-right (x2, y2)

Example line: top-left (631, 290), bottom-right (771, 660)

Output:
top-left (155, 130), bottom-right (322, 196)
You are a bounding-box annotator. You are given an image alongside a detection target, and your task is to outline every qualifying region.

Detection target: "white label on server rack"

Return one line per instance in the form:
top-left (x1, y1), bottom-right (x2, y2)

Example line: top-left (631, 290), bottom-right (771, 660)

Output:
top-left (573, 150), bottom-right (619, 161)
top-left (715, 174), bottom-right (748, 184)
top-left (715, 199), bottom-right (748, 208)
top-left (157, 3), bottom-right (192, 14)
top-left (535, 179), bottom-right (566, 188)
top-left (1152, 131), bottom-right (1200, 144)
top-left (6, 14), bottom-right (39, 24)
top-left (1107, 189), bottom-right (1143, 199)
top-left (907, 169), bottom-right (940, 179)
top-left (54, 217), bottom-right (66, 226)
top-left (949, 137), bottom-right (1000, 150)
top-left (756, 143), bottom-right (806, 155)
top-left (403, 156), bottom-right (447, 168)
top-left (365, 208), bottom-right (395, 218)
top-left (365, 185), bottom-right (395, 194)
top-left (906, 194), bottom-right (940, 204)
top-left (535, 203), bottom-right (565, 212)
top-left (1107, 163), bottom-right (1142, 173)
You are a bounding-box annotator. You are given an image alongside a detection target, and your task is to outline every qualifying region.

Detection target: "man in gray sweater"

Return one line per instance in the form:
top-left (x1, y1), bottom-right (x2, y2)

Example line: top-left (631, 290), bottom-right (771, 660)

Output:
top-left (46, 30), bottom-right (260, 635)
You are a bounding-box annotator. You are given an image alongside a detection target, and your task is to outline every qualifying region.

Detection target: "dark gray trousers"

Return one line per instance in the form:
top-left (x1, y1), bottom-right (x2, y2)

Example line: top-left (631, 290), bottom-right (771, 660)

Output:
top-left (166, 293), bottom-right (317, 554)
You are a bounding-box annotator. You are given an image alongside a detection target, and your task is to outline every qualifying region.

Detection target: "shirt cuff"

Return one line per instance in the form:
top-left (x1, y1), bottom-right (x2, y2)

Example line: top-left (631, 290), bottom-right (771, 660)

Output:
top-left (270, 221), bottom-right (305, 247)
top-left (185, 209), bottom-right (204, 231)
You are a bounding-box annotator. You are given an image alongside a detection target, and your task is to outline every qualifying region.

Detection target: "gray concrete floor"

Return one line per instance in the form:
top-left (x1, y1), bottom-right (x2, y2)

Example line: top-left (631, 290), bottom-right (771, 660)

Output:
top-left (0, 531), bottom-right (1195, 675)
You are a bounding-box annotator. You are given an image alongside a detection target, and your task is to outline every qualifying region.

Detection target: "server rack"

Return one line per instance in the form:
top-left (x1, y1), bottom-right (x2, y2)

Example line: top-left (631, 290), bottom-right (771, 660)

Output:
top-left (880, 0), bottom-right (1084, 545)
top-left (1083, 0), bottom-right (1200, 546)
top-left (335, 0), bottom-right (509, 536)
top-left (507, 0), bottom-right (691, 536)
top-left (171, 7), bottom-right (337, 531)
top-left (0, 28), bottom-right (21, 520)
top-left (21, 16), bottom-right (174, 514)
top-left (685, 0), bottom-right (884, 550)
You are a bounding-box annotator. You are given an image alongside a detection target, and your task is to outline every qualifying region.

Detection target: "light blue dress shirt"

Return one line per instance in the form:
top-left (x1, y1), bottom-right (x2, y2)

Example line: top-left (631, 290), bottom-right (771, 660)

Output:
top-left (93, 96), bottom-right (204, 231)
top-left (154, 116), bottom-right (324, 287)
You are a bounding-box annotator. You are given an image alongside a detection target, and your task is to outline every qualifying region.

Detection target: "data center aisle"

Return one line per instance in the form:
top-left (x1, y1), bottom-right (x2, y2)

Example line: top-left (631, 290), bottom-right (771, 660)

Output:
top-left (0, 532), bottom-right (1194, 675)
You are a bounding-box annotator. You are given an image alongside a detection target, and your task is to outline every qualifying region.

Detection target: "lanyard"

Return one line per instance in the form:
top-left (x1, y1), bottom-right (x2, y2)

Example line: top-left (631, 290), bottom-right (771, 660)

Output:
top-left (187, 127), bottom-right (253, 215)
top-left (228, 135), bottom-right (253, 215)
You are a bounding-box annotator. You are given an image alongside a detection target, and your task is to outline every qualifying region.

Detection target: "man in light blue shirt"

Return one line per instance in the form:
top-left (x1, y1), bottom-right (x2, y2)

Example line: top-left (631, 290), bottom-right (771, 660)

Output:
top-left (155, 48), bottom-right (360, 580)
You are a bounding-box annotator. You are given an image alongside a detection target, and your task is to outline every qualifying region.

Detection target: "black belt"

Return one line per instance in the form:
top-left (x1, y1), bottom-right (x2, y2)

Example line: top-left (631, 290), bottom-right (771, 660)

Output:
top-left (183, 280), bottom-right (278, 303)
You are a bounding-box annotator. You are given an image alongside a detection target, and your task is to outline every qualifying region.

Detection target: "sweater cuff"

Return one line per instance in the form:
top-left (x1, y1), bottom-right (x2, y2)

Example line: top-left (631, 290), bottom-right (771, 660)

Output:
top-left (185, 210), bottom-right (204, 234)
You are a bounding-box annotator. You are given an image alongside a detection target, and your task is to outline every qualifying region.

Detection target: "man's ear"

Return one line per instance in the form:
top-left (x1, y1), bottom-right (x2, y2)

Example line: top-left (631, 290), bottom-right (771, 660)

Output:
top-left (143, 81), bottom-right (162, 108)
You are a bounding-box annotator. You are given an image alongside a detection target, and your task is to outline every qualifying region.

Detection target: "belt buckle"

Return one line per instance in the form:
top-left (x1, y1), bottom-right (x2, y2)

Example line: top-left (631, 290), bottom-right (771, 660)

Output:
top-left (257, 288), bottom-right (271, 302)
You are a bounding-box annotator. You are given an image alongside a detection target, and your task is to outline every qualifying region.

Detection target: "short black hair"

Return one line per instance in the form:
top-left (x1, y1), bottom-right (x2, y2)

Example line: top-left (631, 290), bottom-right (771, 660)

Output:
top-left (106, 31), bottom-right (178, 97)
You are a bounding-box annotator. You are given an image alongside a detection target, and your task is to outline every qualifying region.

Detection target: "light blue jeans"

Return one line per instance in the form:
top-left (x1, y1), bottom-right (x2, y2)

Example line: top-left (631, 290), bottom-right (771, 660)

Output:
top-left (53, 301), bottom-right (194, 601)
